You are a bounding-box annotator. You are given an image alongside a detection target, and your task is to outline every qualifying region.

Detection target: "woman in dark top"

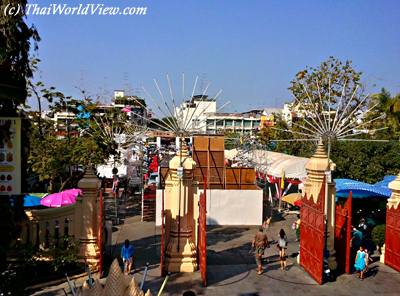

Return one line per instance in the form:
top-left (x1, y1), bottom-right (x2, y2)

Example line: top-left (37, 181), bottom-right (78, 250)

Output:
top-left (277, 229), bottom-right (288, 270)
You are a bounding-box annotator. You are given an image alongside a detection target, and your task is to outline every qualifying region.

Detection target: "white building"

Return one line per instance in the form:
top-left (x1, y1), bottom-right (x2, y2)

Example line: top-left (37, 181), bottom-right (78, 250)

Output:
top-left (205, 113), bottom-right (261, 134)
top-left (282, 103), bottom-right (309, 126)
top-left (175, 95), bottom-right (217, 132)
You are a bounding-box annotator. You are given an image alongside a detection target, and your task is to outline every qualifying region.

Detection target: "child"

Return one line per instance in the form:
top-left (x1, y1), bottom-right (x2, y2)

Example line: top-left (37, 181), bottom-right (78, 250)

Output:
top-left (364, 248), bottom-right (373, 273)
top-left (121, 239), bottom-right (135, 274)
top-left (262, 217), bottom-right (271, 231)
top-left (354, 246), bottom-right (366, 280)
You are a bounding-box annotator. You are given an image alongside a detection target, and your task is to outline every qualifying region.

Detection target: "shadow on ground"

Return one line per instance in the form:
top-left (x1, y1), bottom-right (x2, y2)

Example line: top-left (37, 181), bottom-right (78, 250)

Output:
top-left (206, 240), bottom-right (288, 286)
top-left (207, 225), bottom-right (250, 245)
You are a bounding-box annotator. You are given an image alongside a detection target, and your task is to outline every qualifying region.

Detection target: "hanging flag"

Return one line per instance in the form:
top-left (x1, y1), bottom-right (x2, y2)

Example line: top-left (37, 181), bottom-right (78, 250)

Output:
top-left (268, 187), bottom-right (273, 203)
top-left (280, 169), bottom-right (285, 189)
top-left (282, 183), bottom-right (292, 196)
top-left (274, 183), bottom-right (279, 199)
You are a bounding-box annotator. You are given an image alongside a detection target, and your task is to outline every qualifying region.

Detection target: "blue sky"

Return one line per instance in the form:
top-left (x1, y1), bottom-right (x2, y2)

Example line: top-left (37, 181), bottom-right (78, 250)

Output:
top-left (27, 0), bottom-right (400, 112)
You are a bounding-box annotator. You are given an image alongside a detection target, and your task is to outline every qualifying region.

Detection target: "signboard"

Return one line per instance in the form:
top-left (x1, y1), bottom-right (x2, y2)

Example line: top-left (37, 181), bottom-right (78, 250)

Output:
top-left (0, 118), bottom-right (21, 195)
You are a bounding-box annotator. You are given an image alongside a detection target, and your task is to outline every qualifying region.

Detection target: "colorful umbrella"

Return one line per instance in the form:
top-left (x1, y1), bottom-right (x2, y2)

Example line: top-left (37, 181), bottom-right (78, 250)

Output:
top-left (40, 188), bottom-right (82, 208)
top-left (282, 192), bottom-right (302, 206)
top-left (29, 193), bottom-right (48, 198)
top-left (24, 195), bottom-right (42, 207)
top-left (62, 188), bottom-right (83, 196)
top-left (294, 199), bottom-right (302, 207)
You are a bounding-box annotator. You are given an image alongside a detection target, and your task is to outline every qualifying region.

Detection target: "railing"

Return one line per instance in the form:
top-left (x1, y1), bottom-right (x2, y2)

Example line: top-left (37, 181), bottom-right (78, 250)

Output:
top-left (23, 205), bottom-right (75, 249)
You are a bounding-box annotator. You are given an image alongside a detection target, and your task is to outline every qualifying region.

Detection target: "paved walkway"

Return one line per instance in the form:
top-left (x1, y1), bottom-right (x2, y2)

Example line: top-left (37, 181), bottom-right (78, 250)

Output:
top-left (33, 212), bottom-right (400, 295)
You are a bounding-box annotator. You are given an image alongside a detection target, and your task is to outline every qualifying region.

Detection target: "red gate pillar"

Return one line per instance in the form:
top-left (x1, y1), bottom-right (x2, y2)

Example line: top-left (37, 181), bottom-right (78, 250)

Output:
top-left (384, 173), bottom-right (400, 271)
top-left (326, 172), bottom-right (338, 271)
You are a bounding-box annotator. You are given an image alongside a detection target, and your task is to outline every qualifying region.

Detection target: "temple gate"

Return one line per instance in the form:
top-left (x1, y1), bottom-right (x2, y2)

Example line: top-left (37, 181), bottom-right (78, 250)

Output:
top-left (334, 192), bottom-right (352, 274)
top-left (385, 173), bottom-right (400, 272)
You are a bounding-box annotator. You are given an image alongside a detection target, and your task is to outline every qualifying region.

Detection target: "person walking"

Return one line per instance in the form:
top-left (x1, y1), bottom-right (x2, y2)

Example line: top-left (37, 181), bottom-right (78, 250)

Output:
top-left (354, 246), bottom-right (366, 280)
top-left (252, 227), bottom-right (269, 275)
top-left (262, 217), bottom-right (271, 232)
top-left (295, 215), bottom-right (301, 242)
top-left (112, 173), bottom-right (120, 198)
top-left (121, 239), bottom-right (135, 274)
top-left (364, 248), bottom-right (373, 274)
top-left (277, 229), bottom-right (288, 270)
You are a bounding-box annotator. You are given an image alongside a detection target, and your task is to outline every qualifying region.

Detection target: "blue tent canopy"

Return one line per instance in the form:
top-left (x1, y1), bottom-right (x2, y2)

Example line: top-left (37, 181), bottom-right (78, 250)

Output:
top-left (373, 175), bottom-right (397, 188)
top-left (335, 176), bottom-right (395, 198)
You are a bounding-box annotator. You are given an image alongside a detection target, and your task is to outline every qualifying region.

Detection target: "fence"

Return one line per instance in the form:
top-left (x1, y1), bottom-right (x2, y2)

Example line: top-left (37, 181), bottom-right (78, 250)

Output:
top-left (23, 205), bottom-right (76, 248)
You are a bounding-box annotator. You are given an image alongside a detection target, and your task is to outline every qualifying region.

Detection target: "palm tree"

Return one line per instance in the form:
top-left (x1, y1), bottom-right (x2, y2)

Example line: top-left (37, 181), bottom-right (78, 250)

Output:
top-left (369, 89), bottom-right (400, 140)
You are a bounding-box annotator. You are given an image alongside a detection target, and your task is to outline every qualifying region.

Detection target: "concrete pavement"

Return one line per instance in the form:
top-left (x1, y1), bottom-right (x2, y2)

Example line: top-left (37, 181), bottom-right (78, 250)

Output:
top-left (112, 212), bottom-right (400, 296)
top-left (33, 210), bottom-right (400, 295)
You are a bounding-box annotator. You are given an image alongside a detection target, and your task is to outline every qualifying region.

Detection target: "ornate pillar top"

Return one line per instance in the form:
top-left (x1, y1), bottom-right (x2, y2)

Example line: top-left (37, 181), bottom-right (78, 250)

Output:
top-left (305, 139), bottom-right (329, 173)
top-left (169, 138), bottom-right (196, 170)
top-left (388, 172), bottom-right (400, 209)
top-left (78, 167), bottom-right (101, 190)
top-left (389, 172), bottom-right (400, 193)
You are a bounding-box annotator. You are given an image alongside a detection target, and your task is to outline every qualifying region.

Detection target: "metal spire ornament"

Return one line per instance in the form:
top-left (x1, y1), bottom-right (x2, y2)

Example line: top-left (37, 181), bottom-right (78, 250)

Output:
top-left (137, 74), bottom-right (230, 138)
top-left (271, 78), bottom-right (387, 158)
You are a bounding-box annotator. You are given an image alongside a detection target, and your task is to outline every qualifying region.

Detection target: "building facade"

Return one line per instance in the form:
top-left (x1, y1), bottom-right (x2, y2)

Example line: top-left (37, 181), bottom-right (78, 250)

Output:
top-left (174, 95), bottom-right (217, 132)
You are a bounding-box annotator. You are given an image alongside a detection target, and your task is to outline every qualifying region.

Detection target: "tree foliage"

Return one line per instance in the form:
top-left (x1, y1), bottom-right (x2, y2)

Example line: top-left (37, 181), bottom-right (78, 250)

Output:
top-left (331, 140), bottom-right (400, 183)
top-left (0, 0), bottom-right (40, 113)
top-left (255, 57), bottom-right (400, 182)
top-left (288, 56), bottom-right (364, 115)
top-left (224, 131), bottom-right (241, 150)
top-left (371, 224), bottom-right (386, 248)
top-left (365, 88), bottom-right (400, 140)
top-left (27, 95), bottom-right (112, 192)
top-left (257, 113), bottom-right (316, 157)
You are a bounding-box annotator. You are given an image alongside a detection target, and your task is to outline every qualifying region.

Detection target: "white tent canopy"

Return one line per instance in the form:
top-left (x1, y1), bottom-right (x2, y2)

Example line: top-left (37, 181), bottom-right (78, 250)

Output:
top-left (225, 149), bottom-right (309, 180)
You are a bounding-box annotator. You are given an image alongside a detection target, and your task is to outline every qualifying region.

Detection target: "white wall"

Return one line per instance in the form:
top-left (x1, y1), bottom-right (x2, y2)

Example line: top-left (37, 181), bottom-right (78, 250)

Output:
top-left (156, 188), bottom-right (263, 226)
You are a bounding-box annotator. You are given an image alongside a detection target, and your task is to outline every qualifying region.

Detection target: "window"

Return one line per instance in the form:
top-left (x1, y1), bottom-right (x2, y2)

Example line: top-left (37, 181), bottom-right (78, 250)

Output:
top-left (234, 120), bottom-right (242, 127)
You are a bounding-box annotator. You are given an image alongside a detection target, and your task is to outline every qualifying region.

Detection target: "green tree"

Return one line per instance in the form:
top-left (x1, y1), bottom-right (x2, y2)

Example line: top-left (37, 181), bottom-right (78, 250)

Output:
top-left (289, 56), bottom-right (363, 114)
top-left (256, 113), bottom-right (316, 157)
top-left (365, 89), bottom-right (400, 140)
top-left (0, 0), bottom-right (40, 114)
top-left (0, 0), bottom-right (40, 274)
top-left (224, 131), bottom-right (241, 150)
top-left (27, 94), bottom-right (114, 192)
top-left (331, 141), bottom-right (400, 183)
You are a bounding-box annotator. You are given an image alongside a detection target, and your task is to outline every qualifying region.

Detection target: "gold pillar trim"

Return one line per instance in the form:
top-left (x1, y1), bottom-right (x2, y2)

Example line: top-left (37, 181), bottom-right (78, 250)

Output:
top-left (164, 139), bottom-right (198, 273)
top-left (388, 173), bottom-right (400, 210)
